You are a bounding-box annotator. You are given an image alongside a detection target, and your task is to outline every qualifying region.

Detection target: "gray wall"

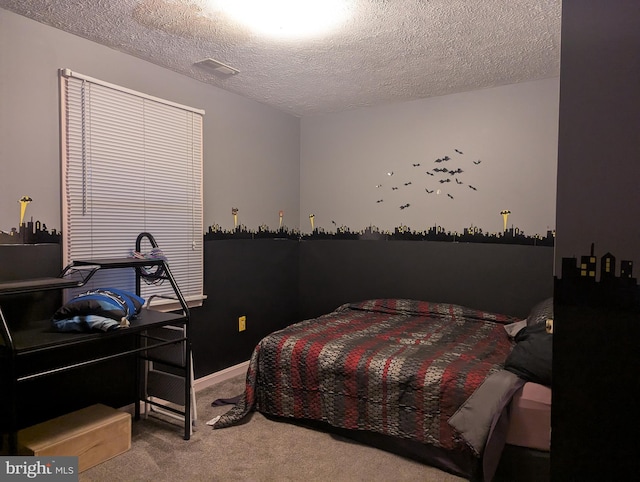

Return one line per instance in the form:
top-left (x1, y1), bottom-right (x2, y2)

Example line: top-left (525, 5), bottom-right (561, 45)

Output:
top-left (555, 2), bottom-right (640, 269)
top-left (1, 7), bottom-right (559, 250)
top-left (0, 8), bottom-right (301, 235)
top-left (300, 79), bottom-right (559, 238)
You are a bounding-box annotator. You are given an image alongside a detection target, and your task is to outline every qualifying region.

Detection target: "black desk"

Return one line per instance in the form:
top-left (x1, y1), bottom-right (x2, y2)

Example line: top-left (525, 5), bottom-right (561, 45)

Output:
top-left (0, 258), bottom-right (191, 453)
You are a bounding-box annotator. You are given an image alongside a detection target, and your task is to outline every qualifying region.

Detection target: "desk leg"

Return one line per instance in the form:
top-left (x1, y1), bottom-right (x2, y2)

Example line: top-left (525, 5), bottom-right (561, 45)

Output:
top-left (7, 357), bottom-right (18, 454)
top-left (184, 336), bottom-right (191, 440)
top-left (134, 332), bottom-right (141, 421)
top-left (1, 306), bottom-right (18, 454)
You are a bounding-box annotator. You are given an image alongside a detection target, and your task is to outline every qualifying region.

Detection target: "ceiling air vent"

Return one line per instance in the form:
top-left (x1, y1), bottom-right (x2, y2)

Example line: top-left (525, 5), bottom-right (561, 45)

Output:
top-left (194, 58), bottom-right (239, 76)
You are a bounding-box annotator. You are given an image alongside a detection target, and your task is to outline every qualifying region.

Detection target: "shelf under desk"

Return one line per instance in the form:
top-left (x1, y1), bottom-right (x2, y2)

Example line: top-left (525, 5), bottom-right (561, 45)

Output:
top-left (9, 309), bottom-right (187, 356)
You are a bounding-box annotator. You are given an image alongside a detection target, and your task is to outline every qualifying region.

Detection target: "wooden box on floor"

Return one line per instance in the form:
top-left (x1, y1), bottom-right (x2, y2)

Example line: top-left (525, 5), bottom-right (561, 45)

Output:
top-left (17, 403), bottom-right (131, 472)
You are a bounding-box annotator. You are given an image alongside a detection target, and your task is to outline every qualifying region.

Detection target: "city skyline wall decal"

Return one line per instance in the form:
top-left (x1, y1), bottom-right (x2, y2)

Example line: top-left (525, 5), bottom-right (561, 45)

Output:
top-left (204, 212), bottom-right (555, 246)
top-left (0, 195), bottom-right (60, 244)
top-left (555, 243), bottom-right (639, 312)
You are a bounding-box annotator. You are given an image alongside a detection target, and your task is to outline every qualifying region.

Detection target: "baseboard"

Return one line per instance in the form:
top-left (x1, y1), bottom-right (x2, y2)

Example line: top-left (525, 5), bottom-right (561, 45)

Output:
top-left (193, 361), bottom-right (249, 393)
top-left (117, 361), bottom-right (248, 416)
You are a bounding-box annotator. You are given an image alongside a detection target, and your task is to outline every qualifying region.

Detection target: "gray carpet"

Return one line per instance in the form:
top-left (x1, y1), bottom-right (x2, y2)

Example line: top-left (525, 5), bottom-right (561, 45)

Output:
top-left (80, 374), bottom-right (465, 482)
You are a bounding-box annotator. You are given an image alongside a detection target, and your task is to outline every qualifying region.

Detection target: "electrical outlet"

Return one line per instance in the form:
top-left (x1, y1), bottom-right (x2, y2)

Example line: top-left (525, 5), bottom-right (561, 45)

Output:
top-left (238, 315), bottom-right (246, 332)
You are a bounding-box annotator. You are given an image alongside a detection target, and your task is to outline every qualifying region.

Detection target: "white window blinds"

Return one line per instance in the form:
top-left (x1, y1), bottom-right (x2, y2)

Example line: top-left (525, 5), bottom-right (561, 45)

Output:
top-left (60, 69), bottom-right (204, 304)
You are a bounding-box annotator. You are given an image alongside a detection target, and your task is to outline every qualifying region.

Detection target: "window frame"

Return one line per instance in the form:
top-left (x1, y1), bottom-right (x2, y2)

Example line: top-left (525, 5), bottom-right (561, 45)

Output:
top-left (59, 69), bottom-right (205, 307)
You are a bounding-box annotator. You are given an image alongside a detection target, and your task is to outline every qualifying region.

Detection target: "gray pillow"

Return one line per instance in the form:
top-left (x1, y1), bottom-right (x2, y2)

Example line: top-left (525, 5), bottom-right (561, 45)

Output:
top-left (526, 297), bottom-right (553, 327)
top-left (504, 319), bottom-right (527, 338)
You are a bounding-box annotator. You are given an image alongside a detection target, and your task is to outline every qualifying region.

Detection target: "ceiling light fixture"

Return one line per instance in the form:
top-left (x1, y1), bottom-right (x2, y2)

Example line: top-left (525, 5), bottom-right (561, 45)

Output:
top-left (209, 0), bottom-right (352, 39)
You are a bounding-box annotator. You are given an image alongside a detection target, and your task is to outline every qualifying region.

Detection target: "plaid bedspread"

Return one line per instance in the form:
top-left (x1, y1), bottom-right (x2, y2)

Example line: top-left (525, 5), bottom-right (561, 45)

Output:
top-left (214, 299), bottom-right (517, 453)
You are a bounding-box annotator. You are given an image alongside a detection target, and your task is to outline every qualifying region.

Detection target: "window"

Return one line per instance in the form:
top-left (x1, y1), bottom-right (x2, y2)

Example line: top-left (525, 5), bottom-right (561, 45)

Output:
top-left (60, 69), bottom-right (204, 305)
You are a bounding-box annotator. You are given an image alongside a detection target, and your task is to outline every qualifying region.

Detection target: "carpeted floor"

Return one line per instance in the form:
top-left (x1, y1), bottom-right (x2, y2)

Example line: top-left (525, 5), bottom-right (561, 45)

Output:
top-left (80, 374), bottom-right (466, 482)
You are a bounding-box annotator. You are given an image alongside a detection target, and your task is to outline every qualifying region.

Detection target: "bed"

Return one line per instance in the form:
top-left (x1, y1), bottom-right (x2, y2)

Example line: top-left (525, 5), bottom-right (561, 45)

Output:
top-left (212, 298), bottom-right (553, 481)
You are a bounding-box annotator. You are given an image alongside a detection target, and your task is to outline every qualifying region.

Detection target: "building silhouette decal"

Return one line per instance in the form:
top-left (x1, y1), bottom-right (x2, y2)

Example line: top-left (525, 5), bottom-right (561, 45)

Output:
top-left (0, 219), bottom-right (60, 244)
top-left (556, 243), bottom-right (639, 311)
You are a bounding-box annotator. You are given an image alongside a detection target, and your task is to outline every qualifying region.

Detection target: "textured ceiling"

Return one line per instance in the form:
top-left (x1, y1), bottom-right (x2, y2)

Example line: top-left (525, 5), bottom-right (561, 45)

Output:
top-left (1, 0), bottom-right (561, 117)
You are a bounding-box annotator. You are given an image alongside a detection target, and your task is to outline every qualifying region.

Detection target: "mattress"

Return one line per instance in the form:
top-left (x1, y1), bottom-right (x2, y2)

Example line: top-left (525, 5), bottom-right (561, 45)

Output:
top-left (505, 382), bottom-right (551, 451)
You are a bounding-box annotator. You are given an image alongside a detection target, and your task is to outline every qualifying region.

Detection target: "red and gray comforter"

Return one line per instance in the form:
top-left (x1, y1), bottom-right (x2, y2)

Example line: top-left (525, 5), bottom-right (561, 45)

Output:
top-left (214, 299), bottom-right (518, 456)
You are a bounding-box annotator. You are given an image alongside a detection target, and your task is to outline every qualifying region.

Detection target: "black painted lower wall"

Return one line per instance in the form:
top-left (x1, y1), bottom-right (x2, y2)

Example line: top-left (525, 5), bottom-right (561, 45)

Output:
top-left (191, 239), bottom-right (299, 378)
top-left (299, 240), bottom-right (554, 320)
top-left (551, 304), bottom-right (640, 480)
